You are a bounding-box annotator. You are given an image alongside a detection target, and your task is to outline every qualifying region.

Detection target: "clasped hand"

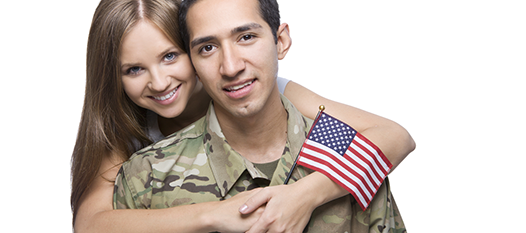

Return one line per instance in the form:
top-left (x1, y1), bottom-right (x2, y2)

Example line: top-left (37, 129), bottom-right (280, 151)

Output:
top-left (212, 182), bottom-right (318, 233)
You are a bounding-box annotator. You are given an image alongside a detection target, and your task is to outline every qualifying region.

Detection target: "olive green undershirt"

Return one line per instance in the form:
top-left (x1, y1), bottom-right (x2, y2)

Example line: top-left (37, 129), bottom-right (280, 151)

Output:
top-left (253, 159), bottom-right (280, 181)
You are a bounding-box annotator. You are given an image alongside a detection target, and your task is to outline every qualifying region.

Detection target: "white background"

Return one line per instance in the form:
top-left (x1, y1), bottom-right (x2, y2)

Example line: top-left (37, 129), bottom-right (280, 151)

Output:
top-left (1, 0), bottom-right (524, 232)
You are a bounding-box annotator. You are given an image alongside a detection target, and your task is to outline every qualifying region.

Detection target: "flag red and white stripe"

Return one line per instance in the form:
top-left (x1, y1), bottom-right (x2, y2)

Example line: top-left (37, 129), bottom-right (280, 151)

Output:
top-left (297, 112), bottom-right (392, 211)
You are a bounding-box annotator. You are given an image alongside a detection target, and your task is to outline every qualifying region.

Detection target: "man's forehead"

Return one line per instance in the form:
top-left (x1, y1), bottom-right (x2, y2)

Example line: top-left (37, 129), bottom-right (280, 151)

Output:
top-left (186, 0), bottom-right (264, 37)
top-left (188, 0), bottom-right (259, 13)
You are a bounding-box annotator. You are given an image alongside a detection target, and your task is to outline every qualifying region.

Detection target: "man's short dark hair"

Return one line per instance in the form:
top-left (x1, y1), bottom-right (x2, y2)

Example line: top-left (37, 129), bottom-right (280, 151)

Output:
top-left (179, 0), bottom-right (281, 53)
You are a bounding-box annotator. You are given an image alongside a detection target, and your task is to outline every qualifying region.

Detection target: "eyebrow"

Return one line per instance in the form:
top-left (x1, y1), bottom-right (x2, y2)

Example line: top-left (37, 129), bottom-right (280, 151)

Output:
top-left (121, 46), bottom-right (177, 69)
top-left (190, 23), bottom-right (263, 49)
top-left (157, 47), bottom-right (177, 59)
top-left (120, 62), bottom-right (140, 70)
top-left (231, 23), bottom-right (263, 34)
top-left (190, 36), bottom-right (217, 49)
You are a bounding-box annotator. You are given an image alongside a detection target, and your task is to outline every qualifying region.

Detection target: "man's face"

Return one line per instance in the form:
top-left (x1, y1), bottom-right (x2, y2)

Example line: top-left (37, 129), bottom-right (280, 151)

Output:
top-left (186, 0), bottom-right (289, 118)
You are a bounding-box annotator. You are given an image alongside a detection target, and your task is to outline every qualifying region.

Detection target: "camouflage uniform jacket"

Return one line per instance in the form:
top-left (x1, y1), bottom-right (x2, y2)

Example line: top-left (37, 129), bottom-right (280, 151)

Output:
top-left (114, 95), bottom-right (406, 233)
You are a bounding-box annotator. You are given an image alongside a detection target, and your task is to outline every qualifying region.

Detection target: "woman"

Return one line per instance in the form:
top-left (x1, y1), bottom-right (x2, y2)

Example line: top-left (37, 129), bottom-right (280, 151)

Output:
top-left (71, 0), bottom-right (415, 232)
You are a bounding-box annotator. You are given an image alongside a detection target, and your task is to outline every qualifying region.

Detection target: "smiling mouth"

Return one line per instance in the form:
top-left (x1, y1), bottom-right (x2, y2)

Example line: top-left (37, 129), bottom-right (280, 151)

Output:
top-left (224, 79), bottom-right (255, 92)
top-left (152, 86), bottom-right (178, 101)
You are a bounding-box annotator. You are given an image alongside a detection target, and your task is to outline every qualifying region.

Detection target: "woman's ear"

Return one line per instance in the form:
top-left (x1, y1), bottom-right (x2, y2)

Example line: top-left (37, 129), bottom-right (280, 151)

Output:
top-left (276, 23), bottom-right (292, 60)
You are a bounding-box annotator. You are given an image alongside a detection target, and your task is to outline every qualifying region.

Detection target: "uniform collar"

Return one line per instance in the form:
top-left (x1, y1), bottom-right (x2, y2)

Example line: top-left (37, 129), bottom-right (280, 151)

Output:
top-left (204, 94), bottom-right (311, 197)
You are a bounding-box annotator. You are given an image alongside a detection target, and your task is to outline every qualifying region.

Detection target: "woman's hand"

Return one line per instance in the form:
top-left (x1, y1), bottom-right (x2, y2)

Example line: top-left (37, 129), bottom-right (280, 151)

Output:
top-left (205, 188), bottom-right (267, 233)
top-left (240, 185), bottom-right (314, 233)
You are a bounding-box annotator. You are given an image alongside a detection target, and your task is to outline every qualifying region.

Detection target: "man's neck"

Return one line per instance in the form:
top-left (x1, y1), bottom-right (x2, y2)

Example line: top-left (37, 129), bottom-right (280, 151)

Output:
top-left (214, 91), bottom-right (288, 163)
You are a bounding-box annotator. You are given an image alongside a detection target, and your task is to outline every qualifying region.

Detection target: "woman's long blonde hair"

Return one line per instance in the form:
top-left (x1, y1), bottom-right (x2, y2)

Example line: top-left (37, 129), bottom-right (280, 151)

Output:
top-left (71, 0), bottom-right (183, 224)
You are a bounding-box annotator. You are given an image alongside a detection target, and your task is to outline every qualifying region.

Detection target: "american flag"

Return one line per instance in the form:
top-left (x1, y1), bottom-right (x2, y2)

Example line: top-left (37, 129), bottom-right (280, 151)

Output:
top-left (297, 112), bottom-right (392, 211)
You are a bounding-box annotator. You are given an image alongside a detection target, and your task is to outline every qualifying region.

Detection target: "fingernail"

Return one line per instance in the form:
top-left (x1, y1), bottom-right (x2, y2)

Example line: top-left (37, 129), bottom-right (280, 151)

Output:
top-left (239, 204), bottom-right (248, 213)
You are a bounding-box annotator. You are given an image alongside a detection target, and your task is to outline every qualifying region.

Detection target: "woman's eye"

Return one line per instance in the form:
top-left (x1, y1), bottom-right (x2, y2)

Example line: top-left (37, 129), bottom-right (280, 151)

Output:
top-left (164, 52), bottom-right (178, 62)
top-left (126, 66), bottom-right (142, 75)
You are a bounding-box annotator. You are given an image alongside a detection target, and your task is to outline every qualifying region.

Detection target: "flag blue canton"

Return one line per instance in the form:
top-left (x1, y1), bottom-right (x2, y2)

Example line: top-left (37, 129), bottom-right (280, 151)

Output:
top-left (309, 113), bottom-right (357, 156)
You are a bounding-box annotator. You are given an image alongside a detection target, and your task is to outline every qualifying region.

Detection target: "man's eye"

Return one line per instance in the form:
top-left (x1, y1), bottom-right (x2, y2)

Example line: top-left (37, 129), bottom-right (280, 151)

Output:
top-left (203, 45), bottom-right (214, 52)
top-left (241, 34), bottom-right (254, 41)
top-left (199, 45), bottom-right (216, 54)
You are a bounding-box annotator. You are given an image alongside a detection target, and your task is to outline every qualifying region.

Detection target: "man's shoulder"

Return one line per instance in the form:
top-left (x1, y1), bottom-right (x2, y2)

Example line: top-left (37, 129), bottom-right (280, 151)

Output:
top-left (280, 94), bottom-right (313, 132)
top-left (114, 116), bottom-right (212, 209)
top-left (123, 116), bottom-right (208, 174)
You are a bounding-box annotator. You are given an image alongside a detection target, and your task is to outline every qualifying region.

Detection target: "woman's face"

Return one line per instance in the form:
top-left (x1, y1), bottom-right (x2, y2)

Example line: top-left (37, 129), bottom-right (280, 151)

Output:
top-left (120, 20), bottom-right (197, 118)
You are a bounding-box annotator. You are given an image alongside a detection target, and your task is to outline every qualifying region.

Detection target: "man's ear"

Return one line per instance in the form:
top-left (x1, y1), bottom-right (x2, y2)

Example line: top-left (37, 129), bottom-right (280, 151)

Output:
top-left (276, 23), bottom-right (291, 60)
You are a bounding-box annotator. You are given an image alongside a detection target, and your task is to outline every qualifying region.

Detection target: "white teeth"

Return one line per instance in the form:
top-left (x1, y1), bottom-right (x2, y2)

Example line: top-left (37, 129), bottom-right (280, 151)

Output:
top-left (153, 88), bottom-right (177, 101)
top-left (227, 80), bottom-right (254, 92)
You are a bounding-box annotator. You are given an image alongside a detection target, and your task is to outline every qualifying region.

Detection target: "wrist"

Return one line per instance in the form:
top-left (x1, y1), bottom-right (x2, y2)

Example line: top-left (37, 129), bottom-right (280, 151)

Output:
top-left (296, 172), bottom-right (347, 206)
top-left (190, 202), bottom-right (218, 232)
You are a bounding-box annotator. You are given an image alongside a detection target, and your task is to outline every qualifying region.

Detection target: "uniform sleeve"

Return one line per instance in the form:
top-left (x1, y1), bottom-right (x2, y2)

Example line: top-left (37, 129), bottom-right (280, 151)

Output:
top-left (113, 166), bottom-right (138, 209)
top-left (277, 77), bottom-right (290, 94)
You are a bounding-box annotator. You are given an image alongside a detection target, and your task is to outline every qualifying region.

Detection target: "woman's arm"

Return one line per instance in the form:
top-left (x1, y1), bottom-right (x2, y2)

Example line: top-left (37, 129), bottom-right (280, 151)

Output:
top-left (76, 80), bottom-right (415, 233)
top-left (284, 81), bottom-right (415, 171)
top-left (238, 80), bottom-right (416, 232)
top-left (74, 154), bottom-right (263, 233)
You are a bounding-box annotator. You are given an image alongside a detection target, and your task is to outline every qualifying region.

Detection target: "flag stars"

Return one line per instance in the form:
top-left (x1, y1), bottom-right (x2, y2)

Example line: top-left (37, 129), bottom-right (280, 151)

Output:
top-left (308, 113), bottom-right (358, 156)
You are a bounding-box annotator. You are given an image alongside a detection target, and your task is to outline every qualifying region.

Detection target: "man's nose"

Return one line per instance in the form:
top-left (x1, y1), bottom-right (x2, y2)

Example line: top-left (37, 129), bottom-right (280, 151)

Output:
top-left (219, 44), bottom-right (245, 78)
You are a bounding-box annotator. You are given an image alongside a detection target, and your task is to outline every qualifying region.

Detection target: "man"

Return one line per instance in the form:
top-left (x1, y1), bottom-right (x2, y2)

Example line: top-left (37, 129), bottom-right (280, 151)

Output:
top-left (114, 0), bottom-right (405, 232)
